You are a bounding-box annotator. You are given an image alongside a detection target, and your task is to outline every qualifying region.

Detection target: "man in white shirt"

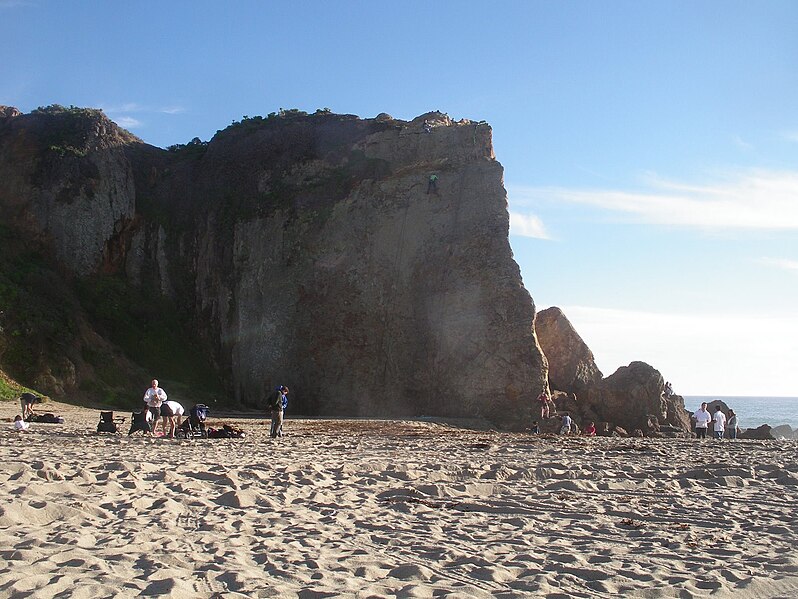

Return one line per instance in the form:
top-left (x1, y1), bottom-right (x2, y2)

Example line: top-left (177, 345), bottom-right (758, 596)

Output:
top-left (143, 379), bottom-right (167, 435)
top-left (693, 402), bottom-right (711, 439)
top-left (712, 407), bottom-right (727, 440)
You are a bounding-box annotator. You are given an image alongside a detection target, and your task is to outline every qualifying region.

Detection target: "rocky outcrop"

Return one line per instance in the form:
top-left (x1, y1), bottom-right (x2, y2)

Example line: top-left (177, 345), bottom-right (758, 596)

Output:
top-left (583, 361), bottom-right (690, 435)
top-left (535, 306), bottom-right (602, 395)
top-left (739, 425), bottom-right (774, 440)
top-left (770, 425), bottom-right (794, 439)
top-left (0, 106), bottom-right (21, 120)
top-left (0, 106), bottom-right (138, 275)
top-left (0, 107), bottom-right (547, 425)
top-left (532, 306), bottom-right (691, 436)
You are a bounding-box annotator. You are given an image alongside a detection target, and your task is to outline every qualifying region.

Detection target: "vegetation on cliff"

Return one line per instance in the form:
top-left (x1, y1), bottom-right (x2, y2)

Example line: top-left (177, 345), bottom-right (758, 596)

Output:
top-left (0, 220), bottom-right (221, 407)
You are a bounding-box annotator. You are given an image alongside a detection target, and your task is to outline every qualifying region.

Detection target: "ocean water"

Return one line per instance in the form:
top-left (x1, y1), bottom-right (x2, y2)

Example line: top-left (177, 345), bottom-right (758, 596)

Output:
top-left (685, 396), bottom-right (798, 431)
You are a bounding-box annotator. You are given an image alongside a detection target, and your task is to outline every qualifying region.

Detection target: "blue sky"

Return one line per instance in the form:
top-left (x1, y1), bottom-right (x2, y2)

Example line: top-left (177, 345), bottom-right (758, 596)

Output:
top-left (2, 0), bottom-right (796, 396)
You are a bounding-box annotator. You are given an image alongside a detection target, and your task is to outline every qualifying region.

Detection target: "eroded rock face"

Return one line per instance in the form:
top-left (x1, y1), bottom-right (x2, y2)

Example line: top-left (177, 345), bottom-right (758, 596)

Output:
top-left (584, 361), bottom-right (689, 434)
top-left (184, 112), bottom-right (545, 423)
top-left (0, 106), bottom-right (137, 275)
top-left (0, 107), bottom-right (547, 425)
top-left (535, 306), bottom-right (602, 395)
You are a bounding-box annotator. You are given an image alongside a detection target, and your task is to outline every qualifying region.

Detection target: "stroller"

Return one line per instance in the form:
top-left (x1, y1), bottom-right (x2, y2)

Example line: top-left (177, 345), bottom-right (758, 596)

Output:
top-left (97, 411), bottom-right (125, 434)
top-left (128, 409), bottom-right (152, 435)
top-left (177, 404), bottom-right (209, 439)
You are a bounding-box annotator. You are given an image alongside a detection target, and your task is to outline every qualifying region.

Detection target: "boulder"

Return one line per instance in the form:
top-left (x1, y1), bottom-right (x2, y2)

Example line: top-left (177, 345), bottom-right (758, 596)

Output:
top-left (739, 425), bottom-right (774, 440)
top-left (770, 424), bottom-right (793, 439)
top-left (665, 394), bottom-right (692, 431)
top-left (706, 399), bottom-right (731, 414)
top-left (535, 307), bottom-right (602, 395)
top-left (583, 361), bottom-right (690, 435)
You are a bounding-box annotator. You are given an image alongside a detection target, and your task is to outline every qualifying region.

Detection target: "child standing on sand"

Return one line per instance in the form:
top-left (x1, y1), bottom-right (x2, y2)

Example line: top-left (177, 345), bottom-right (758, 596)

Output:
top-left (560, 412), bottom-right (572, 435)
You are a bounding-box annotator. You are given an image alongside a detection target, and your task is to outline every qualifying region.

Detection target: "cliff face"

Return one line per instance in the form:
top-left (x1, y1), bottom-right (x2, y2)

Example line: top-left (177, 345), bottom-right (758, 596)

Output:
top-left (0, 107), bottom-right (546, 425)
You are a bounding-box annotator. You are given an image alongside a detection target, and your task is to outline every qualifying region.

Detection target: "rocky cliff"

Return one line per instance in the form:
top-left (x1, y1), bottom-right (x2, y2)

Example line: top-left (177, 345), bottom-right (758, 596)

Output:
top-left (535, 306), bottom-right (692, 436)
top-left (0, 106), bottom-right (547, 425)
top-left (534, 306), bottom-right (602, 394)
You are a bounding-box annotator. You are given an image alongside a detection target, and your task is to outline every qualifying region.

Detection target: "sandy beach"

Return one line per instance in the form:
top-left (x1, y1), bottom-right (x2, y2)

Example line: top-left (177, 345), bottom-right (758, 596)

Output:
top-left (1, 401), bottom-right (798, 598)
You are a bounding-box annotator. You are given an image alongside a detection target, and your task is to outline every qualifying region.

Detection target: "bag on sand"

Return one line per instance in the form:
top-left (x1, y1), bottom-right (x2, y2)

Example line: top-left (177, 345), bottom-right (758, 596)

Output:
top-left (31, 413), bottom-right (64, 424)
top-left (207, 424), bottom-right (245, 439)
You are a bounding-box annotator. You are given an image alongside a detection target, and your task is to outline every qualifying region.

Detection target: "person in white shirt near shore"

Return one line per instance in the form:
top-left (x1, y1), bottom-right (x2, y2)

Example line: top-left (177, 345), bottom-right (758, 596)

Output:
top-left (693, 402), bottom-right (711, 439)
top-left (712, 406), bottom-right (727, 440)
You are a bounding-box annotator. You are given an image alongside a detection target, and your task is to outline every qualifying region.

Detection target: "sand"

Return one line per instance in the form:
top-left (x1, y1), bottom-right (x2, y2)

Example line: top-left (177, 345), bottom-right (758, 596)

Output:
top-left (1, 401), bottom-right (798, 598)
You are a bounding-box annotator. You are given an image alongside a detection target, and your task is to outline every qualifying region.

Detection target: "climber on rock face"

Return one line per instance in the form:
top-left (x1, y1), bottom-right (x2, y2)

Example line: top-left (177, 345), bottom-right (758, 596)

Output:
top-left (427, 174), bottom-right (439, 195)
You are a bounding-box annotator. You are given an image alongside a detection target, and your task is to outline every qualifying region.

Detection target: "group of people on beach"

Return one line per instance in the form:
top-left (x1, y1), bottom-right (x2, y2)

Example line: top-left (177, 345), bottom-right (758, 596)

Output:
top-left (533, 392), bottom-right (597, 435)
top-left (137, 378), bottom-right (289, 439)
top-left (534, 390), bottom-right (743, 440)
top-left (13, 376), bottom-right (288, 439)
top-left (692, 402), bottom-right (739, 439)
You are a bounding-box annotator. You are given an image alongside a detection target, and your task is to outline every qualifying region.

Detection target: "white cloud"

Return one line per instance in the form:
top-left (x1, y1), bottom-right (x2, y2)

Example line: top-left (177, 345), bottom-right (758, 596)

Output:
top-left (509, 212), bottom-right (550, 239)
top-left (100, 102), bottom-right (185, 116)
top-left (759, 257), bottom-right (798, 273)
top-left (782, 130), bottom-right (798, 143)
top-left (514, 170), bottom-right (798, 230)
top-left (554, 305), bottom-right (798, 397)
top-left (101, 102), bottom-right (144, 114)
top-left (112, 116), bottom-right (142, 129)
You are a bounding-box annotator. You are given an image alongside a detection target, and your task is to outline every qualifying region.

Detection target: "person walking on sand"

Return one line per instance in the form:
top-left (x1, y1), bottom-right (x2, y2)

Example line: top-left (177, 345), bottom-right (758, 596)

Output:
top-left (726, 409), bottom-right (739, 440)
top-left (712, 406), bottom-right (727, 440)
top-left (266, 385), bottom-right (289, 438)
top-left (143, 379), bottom-right (167, 436)
top-left (693, 402), bottom-right (711, 439)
